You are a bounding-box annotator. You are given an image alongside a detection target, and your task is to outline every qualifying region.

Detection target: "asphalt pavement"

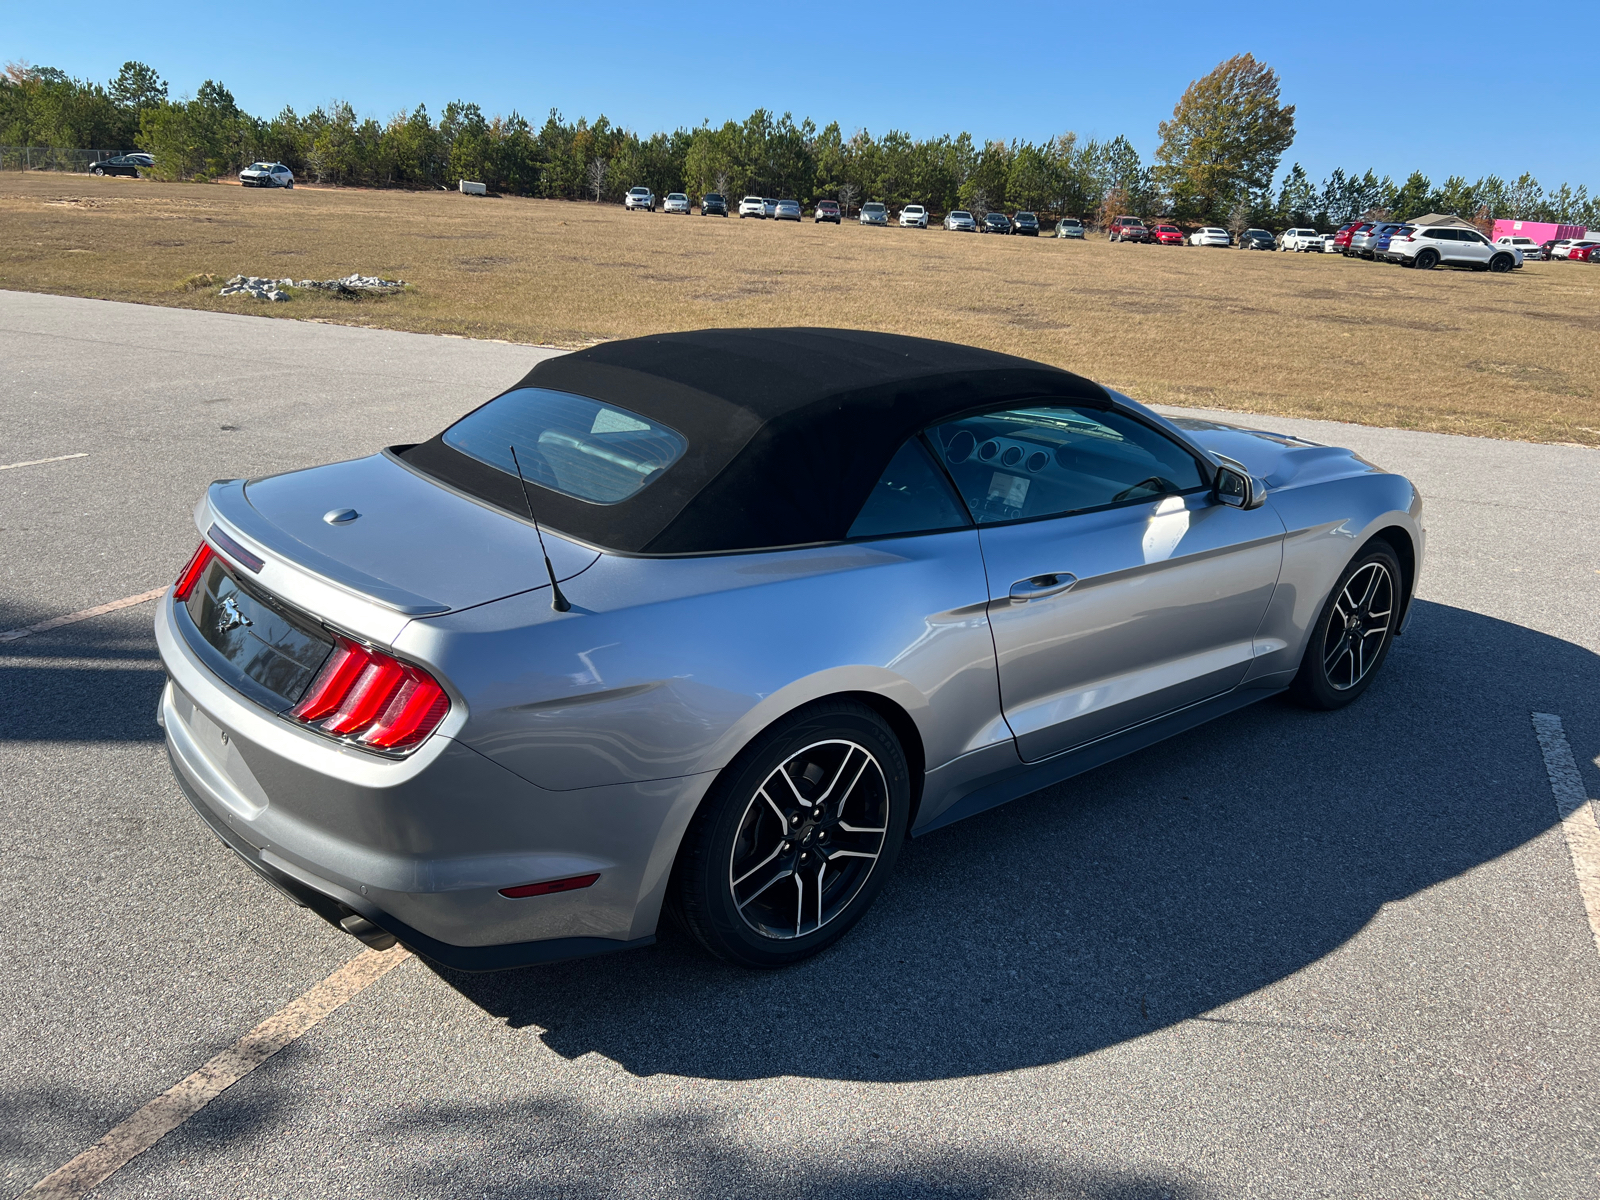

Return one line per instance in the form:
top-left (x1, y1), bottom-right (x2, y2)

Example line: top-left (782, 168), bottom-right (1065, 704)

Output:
top-left (3, 290), bottom-right (1598, 1199)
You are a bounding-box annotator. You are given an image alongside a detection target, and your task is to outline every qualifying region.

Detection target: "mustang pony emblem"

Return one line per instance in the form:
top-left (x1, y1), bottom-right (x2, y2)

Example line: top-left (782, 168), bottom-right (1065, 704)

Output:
top-left (215, 595), bottom-right (252, 634)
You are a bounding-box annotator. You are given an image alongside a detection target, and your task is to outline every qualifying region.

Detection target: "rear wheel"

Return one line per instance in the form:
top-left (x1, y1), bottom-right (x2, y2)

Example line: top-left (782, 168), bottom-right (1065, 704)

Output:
top-left (669, 700), bottom-right (909, 968)
top-left (1289, 541), bottom-right (1402, 710)
top-left (1415, 249), bottom-right (1438, 270)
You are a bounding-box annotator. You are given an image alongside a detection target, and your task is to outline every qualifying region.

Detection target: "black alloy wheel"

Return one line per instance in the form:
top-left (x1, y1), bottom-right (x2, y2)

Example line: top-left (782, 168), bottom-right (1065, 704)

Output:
top-left (1490, 253), bottom-right (1514, 273)
top-left (1290, 540), bottom-right (1402, 710)
top-left (1415, 248), bottom-right (1439, 270)
top-left (668, 699), bottom-right (909, 967)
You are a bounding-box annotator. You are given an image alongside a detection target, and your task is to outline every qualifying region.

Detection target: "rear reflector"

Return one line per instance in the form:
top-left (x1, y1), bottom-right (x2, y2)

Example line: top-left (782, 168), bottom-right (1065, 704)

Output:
top-left (499, 874), bottom-right (601, 899)
top-left (289, 635), bottom-right (450, 752)
top-left (173, 542), bottom-right (215, 601)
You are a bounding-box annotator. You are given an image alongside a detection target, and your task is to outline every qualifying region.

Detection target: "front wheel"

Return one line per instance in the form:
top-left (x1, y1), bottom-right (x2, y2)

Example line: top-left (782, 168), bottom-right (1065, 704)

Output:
top-left (1289, 541), bottom-right (1402, 710)
top-left (92, 167), bottom-right (104, 176)
top-left (1489, 253), bottom-right (1514, 273)
top-left (668, 700), bottom-right (909, 968)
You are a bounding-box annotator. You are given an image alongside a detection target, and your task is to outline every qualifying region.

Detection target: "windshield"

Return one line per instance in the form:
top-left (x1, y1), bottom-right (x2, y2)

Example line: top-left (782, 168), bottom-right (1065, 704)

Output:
top-left (1016, 212), bottom-right (1035, 221)
top-left (247, 163), bottom-right (271, 171)
top-left (704, 194), bottom-right (723, 201)
top-left (818, 201), bottom-right (838, 208)
top-left (864, 204), bottom-right (885, 213)
top-left (952, 211), bottom-right (972, 219)
top-left (442, 387), bottom-right (686, 505)
top-left (667, 193), bottom-right (686, 200)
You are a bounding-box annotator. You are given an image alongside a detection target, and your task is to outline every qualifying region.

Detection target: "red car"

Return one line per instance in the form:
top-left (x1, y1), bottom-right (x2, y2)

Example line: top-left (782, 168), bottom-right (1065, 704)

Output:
top-left (1108, 216), bottom-right (1151, 243)
top-left (1568, 242), bottom-right (1600, 262)
top-left (1331, 221), bottom-right (1371, 253)
top-left (1150, 224), bottom-right (1185, 245)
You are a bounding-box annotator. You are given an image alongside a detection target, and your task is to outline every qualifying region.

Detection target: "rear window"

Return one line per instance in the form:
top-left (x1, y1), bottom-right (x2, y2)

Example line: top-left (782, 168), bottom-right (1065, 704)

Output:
top-left (442, 387), bottom-right (686, 505)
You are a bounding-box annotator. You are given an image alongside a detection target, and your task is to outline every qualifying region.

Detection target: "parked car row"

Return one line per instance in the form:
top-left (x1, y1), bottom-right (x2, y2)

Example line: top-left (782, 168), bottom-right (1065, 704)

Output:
top-left (1328, 219), bottom-right (1524, 271)
top-left (617, 186), bottom-right (1580, 269)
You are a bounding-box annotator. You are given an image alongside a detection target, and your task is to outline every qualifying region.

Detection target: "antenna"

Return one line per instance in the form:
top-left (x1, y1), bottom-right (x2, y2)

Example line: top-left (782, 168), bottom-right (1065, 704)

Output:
top-left (509, 444), bottom-right (571, 613)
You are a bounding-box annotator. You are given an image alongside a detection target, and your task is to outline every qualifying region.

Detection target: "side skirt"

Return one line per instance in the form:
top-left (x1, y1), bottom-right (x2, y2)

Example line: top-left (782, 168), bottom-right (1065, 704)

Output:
top-left (913, 685), bottom-right (1284, 837)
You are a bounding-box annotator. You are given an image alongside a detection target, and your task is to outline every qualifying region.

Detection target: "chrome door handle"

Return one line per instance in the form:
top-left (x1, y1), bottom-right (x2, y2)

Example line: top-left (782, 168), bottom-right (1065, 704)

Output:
top-left (1009, 573), bottom-right (1078, 602)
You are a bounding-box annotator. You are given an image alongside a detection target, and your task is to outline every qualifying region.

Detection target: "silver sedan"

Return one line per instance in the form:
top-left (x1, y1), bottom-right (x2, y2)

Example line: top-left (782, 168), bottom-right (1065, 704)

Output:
top-left (156, 330), bottom-right (1423, 970)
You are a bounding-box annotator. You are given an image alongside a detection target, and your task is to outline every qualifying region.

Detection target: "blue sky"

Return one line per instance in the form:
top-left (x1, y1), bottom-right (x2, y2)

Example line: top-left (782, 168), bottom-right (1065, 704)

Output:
top-left (10, 1), bottom-right (1597, 191)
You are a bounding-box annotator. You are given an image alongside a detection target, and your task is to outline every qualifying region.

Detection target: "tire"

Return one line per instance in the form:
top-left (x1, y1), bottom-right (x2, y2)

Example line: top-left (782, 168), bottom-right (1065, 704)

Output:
top-left (1489, 253), bottom-right (1514, 273)
top-left (93, 167), bottom-right (104, 176)
top-left (1415, 249), bottom-right (1438, 270)
top-left (1289, 540), bottom-right (1403, 711)
top-left (668, 699), bottom-right (910, 968)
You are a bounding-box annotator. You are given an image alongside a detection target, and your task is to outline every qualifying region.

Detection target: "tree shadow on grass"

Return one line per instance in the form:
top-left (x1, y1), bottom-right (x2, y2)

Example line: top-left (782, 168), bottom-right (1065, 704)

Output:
top-left (437, 600), bottom-right (1599, 1083)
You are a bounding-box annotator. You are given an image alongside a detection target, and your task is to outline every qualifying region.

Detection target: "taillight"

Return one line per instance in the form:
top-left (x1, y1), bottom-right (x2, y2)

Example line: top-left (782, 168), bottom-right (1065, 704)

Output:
top-left (290, 635), bottom-right (450, 752)
top-left (173, 542), bottom-right (215, 601)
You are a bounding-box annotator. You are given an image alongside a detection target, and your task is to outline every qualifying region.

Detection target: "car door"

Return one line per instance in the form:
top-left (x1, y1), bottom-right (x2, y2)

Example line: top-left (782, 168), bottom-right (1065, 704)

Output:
top-left (927, 404), bottom-right (1284, 762)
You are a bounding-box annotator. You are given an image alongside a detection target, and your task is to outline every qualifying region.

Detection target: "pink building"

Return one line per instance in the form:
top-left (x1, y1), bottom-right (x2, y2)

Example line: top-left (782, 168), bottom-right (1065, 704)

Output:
top-left (1491, 218), bottom-right (1587, 243)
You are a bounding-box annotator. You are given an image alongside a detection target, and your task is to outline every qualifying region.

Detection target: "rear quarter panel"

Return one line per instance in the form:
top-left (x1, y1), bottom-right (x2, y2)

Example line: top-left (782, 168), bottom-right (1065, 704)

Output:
top-left (394, 531), bottom-right (1004, 792)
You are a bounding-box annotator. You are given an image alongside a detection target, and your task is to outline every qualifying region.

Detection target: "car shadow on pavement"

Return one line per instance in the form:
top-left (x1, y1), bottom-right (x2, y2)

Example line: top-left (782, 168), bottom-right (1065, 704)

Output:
top-left (0, 612), bottom-right (166, 743)
top-left (437, 599), bottom-right (1598, 1083)
top-left (363, 1097), bottom-right (1205, 1200)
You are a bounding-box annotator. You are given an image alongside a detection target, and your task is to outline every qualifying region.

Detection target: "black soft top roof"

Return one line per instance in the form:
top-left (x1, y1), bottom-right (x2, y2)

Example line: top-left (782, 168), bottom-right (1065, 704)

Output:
top-left (402, 328), bottom-right (1108, 555)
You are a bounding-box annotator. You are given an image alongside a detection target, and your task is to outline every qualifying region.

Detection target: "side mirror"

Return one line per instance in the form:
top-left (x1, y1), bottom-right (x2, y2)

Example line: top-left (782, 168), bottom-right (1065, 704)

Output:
top-left (1214, 462), bottom-right (1264, 509)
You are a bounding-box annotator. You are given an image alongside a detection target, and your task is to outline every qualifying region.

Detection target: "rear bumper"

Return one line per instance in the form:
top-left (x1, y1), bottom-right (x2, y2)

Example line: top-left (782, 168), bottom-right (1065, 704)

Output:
top-left (155, 592), bottom-right (715, 969)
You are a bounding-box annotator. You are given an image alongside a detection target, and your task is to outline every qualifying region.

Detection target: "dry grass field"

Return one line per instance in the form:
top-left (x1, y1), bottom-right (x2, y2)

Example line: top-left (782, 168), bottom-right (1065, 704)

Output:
top-left (3, 172), bottom-right (1598, 445)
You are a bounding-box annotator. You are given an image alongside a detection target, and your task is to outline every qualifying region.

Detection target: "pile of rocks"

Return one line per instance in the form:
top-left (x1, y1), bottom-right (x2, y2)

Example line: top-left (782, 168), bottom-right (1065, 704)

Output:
top-left (296, 274), bottom-right (407, 294)
top-left (216, 273), bottom-right (407, 301)
top-left (218, 276), bottom-right (291, 301)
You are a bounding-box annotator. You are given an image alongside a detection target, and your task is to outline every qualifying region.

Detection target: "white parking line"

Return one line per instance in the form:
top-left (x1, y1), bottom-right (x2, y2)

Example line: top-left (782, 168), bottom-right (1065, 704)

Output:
top-left (0, 589), bottom-right (167, 643)
top-left (1531, 713), bottom-right (1600, 958)
top-left (19, 947), bottom-right (412, 1199)
top-left (0, 452), bottom-right (89, 471)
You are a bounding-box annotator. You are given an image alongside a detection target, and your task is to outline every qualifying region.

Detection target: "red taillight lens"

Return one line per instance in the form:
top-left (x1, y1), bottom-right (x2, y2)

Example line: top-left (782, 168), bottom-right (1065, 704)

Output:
top-left (290, 641), bottom-right (373, 722)
top-left (290, 636), bottom-right (450, 752)
top-left (173, 542), bottom-right (215, 601)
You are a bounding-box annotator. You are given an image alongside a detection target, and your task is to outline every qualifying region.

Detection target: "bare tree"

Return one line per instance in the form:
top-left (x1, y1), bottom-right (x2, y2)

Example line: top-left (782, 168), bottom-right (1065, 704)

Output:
top-left (1226, 199), bottom-right (1251, 242)
top-left (967, 188), bottom-right (988, 218)
top-left (587, 157), bottom-right (609, 202)
top-left (714, 169), bottom-right (730, 198)
top-left (837, 182), bottom-right (857, 217)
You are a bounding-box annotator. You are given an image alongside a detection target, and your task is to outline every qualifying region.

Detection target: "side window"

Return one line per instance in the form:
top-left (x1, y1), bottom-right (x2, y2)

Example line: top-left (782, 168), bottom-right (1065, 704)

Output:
top-left (847, 437), bottom-right (972, 539)
top-left (926, 406), bottom-right (1207, 525)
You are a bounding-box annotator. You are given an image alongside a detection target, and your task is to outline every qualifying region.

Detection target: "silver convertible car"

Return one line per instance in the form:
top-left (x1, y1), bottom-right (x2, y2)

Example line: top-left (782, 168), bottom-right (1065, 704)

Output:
top-left (156, 330), bottom-right (1423, 970)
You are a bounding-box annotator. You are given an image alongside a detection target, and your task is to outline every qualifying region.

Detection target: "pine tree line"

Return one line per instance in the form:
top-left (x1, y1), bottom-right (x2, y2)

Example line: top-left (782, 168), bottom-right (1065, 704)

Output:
top-left (3, 60), bottom-right (1594, 229)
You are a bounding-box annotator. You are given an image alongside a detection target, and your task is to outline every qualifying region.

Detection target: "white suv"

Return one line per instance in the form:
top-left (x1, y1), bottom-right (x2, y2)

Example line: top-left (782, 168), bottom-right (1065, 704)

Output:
top-left (1279, 227), bottom-right (1323, 252)
top-left (1389, 226), bottom-right (1521, 272)
top-left (899, 204), bottom-right (929, 228)
top-left (1494, 235), bottom-right (1543, 260)
top-left (738, 196), bottom-right (766, 219)
top-left (624, 186), bottom-right (655, 212)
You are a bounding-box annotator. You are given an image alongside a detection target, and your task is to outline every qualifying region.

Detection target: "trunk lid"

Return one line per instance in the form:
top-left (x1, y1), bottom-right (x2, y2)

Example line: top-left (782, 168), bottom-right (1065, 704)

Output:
top-left (224, 451), bottom-right (599, 615)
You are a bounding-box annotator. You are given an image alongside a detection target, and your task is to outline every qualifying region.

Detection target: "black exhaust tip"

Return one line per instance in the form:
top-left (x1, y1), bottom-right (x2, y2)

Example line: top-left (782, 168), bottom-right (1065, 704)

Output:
top-left (338, 913), bottom-right (398, 951)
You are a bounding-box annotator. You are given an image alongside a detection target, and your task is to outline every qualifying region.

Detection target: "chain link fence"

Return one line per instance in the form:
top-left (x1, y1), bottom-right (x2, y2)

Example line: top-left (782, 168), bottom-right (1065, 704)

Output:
top-left (1, 147), bottom-right (116, 172)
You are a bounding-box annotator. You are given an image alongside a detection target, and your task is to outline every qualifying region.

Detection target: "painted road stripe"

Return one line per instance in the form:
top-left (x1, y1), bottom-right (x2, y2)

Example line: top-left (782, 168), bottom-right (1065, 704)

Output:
top-left (0, 452), bottom-right (89, 471)
top-left (19, 947), bottom-right (412, 1200)
top-left (1531, 713), bottom-right (1600, 959)
top-left (0, 588), bottom-right (167, 644)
